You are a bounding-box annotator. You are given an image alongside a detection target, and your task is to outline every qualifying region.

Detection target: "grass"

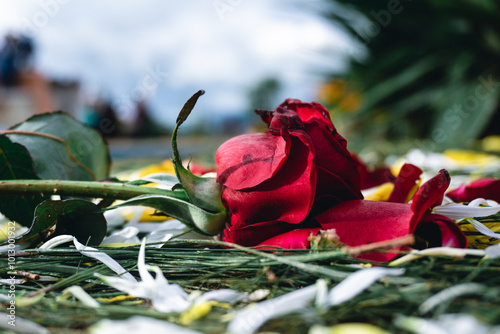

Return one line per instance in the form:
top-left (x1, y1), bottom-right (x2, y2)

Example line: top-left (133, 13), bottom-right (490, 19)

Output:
top-left (2, 239), bottom-right (500, 333)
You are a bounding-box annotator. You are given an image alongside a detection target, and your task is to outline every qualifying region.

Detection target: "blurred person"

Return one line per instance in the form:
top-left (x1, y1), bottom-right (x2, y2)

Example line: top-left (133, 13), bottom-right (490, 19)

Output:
top-left (130, 99), bottom-right (168, 137)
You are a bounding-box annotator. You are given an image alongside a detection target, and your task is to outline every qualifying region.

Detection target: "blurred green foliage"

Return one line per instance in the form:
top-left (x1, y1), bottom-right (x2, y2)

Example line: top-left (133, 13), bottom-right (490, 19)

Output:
top-left (323, 0), bottom-right (500, 150)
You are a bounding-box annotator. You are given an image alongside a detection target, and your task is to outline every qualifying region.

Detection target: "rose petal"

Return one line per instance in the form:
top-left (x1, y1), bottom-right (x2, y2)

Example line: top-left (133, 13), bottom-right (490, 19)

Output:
top-left (278, 99), bottom-right (335, 131)
top-left (224, 221), bottom-right (305, 246)
top-left (256, 228), bottom-right (321, 249)
top-left (304, 122), bottom-right (362, 199)
top-left (447, 178), bottom-right (500, 203)
top-left (387, 163), bottom-right (422, 203)
top-left (216, 133), bottom-right (288, 190)
top-left (315, 200), bottom-right (466, 262)
top-left (352, 153), bottom-right (395, 190)
top-left (221, 135), bottom-right (316, 229)
top-left (410, 169), bottom-right (451, 230)
top-left (415, 214), bottom-right (467, 248)
top-left (315, 200), bottom-right (413, 261)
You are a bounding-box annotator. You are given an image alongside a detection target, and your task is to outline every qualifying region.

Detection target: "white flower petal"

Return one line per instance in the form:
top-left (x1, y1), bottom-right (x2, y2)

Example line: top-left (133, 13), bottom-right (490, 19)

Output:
top-left (0, 243), bottom-right (26, 253)
top-left (0, 312), bottom-right (50, 333)
top-left (151, 284), bottom-right (191, 313)
top-left (95, 273), bottom-right (152, 298)
top-left (485, 243), bottom-right (500, 259)
top-left (327, 267), bottom-right (405, 306)
top-left (90, 316), bottom-right (203, 334)
top-left (433, 202), bottom-right (500, 221)
top-left (95, 239), bottom-right (190, 314)
top-left (468, 219), bottom-right (500, 239)
top-left (419, 283), bottom-right (486, 315)
top-left (145, 229), bottom-right (173, 248)
top-left (100, 226), bottom-right (140, 245)
top-left (195, 289), bottom-right (247, 305)
top-left (137, 239), bottom-right (155, 285)
top-left (226, 283), bottom-right (319, 334)
top-left (126, 219), bottom-right (184, 233)
top-left (0, 278), bottom-right (25, 285)
top-left (74, 238), bottom-right (136, 282)
top-left (39, 234), bottom-right (74, 250)
top-left (314, 279), bottom-right (329, 309)
top-left (139, 173), bottom-right (179, 189)
top-left (389, 247), bottom-right (485, 266)
top-left (248, 289), bottom-right (270, 302)
top-left (103, 208), bottom-right (128, 228)
top-left (394, 314), bottom-right (451, 334)
top-left (60, 286), bottom-right (100, 308)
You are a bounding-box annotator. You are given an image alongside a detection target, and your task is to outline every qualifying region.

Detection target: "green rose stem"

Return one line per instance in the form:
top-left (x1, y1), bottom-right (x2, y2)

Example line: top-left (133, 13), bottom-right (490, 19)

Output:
top-left (0, 179), bottom-right (189, 201)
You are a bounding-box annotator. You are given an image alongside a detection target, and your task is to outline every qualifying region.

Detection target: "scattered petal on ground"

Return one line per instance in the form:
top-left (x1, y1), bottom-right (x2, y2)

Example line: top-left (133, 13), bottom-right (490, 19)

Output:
top-left (90, 316), bottom-right (204, 334)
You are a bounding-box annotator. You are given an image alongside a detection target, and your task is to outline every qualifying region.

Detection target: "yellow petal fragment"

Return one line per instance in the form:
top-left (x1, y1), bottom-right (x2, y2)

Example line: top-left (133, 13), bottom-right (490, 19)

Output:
top-left (364, 182), bottom-right (394, 202)
top-left (179, 301), bottom-right (214, 325)
top-left (309, 323), bottom-right (390, 334)
top-left (443, 149), bottom-right (499, 168)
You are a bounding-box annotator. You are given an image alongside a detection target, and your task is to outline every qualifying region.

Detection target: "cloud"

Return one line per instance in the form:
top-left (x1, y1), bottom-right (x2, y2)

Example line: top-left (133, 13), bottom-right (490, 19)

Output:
top-left (1, 0), bottom-right (351, 127)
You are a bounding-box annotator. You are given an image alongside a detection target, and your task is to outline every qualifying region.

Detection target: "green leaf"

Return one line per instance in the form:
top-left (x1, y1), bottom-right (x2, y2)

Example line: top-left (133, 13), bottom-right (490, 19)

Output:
top-left (6, 112), bottom-right (110, 181)
top-left (3, 203), bottom-right (54, 247)
top-left (8, 199), bottom-right (107, 247)
top-left (107, 194), bottom-right (226, 236)
top-left (0, 135), bottom-right (49, 226)
top-left (171, 91), bottom-right (225, 213)
top-left (41, 199), bottom-right (107, 246)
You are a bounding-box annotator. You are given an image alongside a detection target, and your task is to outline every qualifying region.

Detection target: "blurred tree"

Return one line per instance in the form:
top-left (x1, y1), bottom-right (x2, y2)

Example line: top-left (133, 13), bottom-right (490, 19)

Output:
top-left (248, 77), bottom-right (281, 112)
top-left (322, 0), bottom-right (500, 150)
top-left (247, 77), bottom-right (281, 131)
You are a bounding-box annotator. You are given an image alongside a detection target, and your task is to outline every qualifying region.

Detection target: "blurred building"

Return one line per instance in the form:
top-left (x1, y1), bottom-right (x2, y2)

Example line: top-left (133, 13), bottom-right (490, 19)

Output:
top-left (0, 33), bottom-right (80, 128)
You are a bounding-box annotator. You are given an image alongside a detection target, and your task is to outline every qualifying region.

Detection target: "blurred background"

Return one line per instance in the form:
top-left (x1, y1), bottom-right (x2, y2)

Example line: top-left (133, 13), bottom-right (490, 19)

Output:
top-left (1, 0), bottom-right (499, 162)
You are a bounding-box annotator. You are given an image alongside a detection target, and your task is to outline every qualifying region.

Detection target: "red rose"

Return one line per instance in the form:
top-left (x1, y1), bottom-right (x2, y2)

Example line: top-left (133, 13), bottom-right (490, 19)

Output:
top-left (216, 99), bottom-right (363, 246)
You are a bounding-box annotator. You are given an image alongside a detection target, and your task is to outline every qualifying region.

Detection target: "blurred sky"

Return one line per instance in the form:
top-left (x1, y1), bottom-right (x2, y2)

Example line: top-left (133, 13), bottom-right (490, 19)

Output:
top-left (0, 0), bottom-right (356, 127)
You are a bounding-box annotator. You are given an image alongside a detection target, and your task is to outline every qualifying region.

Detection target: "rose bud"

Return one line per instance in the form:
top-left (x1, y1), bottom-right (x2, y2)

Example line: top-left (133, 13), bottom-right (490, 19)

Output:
top-left (216, 99), bottom-right (363, 246)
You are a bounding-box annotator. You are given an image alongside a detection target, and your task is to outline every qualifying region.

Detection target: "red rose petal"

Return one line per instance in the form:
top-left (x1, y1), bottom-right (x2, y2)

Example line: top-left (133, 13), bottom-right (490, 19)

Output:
top-left (410, 169), bottom-right (450, 230)
top-left (256, 228), bottom-right (321, 249)
top-left (351, 153), bottom-right (395, 190)
top-left (216, 133), bottom-right (289, 190)
top-left (387, 163), bottom-right (422, 203)
top-left (223, 220), bottom-right (296, 246)
top-left (447, 178), bottom-right (500, 203)
top-left (315, 200), bottom-right (414, 249)
top-left (304, 122), bottom-right (362, 199)
top-left (278, 99), bottom-right (335, 131)
top-left (415, 213), bottom-right (468, 249)
top-left (221, 136), bottom-right (316, 227)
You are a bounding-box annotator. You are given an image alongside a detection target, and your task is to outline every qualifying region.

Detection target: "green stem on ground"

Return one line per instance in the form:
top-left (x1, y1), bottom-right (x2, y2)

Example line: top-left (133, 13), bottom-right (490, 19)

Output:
top-left (0, 179), bottom-right (189, 201)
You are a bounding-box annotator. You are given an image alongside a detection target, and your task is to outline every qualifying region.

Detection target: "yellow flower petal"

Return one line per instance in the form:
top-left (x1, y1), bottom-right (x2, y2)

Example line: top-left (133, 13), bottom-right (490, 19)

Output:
top-left (309, 323), bottom-right (390, 334)
top-left (364, 182), bottom-right (394, 202)
top-left (179, 301), bottom-right (213, 325)
top-left (481, 135), bottom-right (500, 152)
top-left (458, 219), bottom-right (500, 249)
top-left (119, 160), bottom-right (176, 181)
top-left (443, 149), bottom-right (499, 168)
top-left (96, 295), bottom-right (136, 303)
